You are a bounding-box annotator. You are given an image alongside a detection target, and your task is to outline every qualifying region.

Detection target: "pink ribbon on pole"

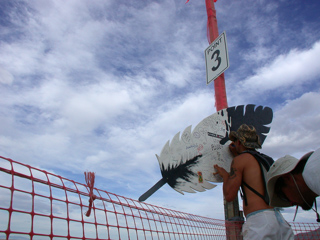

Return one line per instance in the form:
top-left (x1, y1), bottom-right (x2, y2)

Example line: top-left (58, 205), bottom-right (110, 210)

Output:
top-left (186, 0), bottom-right (217, 3)
top-left (84, 171), bottom-right (96, 217)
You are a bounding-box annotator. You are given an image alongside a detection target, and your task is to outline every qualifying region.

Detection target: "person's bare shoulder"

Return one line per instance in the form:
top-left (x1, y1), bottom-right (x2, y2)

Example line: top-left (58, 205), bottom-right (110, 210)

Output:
top-left (233, 152), bottom-right (254, 164)
top-left (233, 152), bottom-right (259, 172)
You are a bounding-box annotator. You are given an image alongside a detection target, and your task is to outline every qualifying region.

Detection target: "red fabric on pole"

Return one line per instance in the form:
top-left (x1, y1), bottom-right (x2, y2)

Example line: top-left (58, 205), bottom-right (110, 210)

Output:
top-left (205, 0), bottom-right (228, 111)
top-left (84, 171), bottom-right (96, 217)
top-left (186, 0), bottom-right (217, 4)
top-left (214, 73), bottom-right (228, 111)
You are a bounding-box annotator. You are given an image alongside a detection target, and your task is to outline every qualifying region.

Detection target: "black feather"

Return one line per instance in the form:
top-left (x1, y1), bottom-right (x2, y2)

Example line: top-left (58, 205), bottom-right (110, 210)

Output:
top-left (161, 154), bottom-right (202, 189)
top-left (220, 104), bottom-right (273, 145)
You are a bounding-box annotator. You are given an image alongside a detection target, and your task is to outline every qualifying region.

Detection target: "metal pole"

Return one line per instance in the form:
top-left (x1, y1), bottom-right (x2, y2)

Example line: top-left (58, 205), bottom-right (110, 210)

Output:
top-left (205, 1), bottom-right (243, 238)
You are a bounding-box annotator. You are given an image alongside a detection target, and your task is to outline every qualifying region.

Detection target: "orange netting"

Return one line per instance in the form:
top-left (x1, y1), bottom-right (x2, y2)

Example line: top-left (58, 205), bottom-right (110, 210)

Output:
top-left (0, 156), bottom-right (319, 240)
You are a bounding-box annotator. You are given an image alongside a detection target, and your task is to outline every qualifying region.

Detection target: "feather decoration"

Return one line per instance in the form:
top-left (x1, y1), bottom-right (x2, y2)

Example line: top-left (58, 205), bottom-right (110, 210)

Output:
top-left (139, 104), bottom-right (273, 201)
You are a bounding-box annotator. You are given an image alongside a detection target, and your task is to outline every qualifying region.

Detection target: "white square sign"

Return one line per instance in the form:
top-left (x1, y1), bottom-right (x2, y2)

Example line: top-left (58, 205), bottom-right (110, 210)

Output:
top-left (204, 31), bottom-right (229, 85)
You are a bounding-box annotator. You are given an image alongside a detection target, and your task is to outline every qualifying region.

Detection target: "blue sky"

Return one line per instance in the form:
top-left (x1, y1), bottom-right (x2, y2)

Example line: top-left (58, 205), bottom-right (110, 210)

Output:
top-left (1, 0), bottom-right (320, 223)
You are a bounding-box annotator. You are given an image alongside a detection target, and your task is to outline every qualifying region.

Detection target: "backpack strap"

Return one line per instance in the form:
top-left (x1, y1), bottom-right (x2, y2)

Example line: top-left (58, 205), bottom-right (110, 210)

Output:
top-left (240, 150), bottom-right (274, 206)
top-left (246, 150), bottom-right (274, 171)
top-left (242, 181), bottom-right (266, 202)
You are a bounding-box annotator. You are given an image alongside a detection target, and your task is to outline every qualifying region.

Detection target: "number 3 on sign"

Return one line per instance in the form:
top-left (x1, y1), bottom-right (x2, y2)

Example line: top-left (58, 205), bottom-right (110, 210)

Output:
top-left (211, 50), bottom-right (221, 72)
top-left (205, 31), bottom-right (229, 85)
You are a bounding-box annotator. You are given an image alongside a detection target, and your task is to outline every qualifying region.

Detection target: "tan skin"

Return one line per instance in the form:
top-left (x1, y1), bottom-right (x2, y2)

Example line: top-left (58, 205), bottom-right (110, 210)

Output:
top-left (280, 173), bottom-right (318, 210)
top-left (214, 139), bottom-right (273, 217)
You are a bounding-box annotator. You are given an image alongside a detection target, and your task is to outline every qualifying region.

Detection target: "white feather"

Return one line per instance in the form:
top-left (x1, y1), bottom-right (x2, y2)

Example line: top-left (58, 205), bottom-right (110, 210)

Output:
top-left (157, 108), bottom-right (233, 194)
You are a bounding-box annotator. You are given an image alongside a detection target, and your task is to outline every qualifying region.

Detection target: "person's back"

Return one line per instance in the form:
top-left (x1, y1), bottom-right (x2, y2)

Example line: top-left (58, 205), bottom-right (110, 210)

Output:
top-left (238, 152), bottom-right (273, 216)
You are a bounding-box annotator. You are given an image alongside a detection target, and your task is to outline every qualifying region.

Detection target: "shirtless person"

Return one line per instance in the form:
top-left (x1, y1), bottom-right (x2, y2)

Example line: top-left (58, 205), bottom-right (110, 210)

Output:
top-left (214, 124), bottom-right (293, 240)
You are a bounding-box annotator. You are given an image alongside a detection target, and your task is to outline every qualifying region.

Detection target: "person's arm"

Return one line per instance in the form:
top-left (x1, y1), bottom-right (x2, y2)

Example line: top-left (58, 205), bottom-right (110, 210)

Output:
top-left (214, 156), bottom-right (243, 202)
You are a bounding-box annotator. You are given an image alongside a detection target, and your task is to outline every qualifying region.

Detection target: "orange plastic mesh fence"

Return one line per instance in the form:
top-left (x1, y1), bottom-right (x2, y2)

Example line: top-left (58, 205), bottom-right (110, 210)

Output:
top-left (0, 155), bottom-right (319, 240)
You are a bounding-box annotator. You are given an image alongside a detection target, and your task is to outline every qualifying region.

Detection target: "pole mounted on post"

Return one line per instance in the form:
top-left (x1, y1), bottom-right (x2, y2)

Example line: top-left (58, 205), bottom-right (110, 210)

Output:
top-left (205, 0), bottom-right (242, 225)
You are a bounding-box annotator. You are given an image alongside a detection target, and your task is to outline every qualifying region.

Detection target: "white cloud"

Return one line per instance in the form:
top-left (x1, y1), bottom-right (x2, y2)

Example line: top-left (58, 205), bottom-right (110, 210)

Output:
top-left (243, 41), bottom-right (320, 92)
top-left (0, 67), bottom-right (14, 85)
top-left (263, 91), bottom-right (320, 159)
top-left (1, 0), bottom-right (320, 225)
